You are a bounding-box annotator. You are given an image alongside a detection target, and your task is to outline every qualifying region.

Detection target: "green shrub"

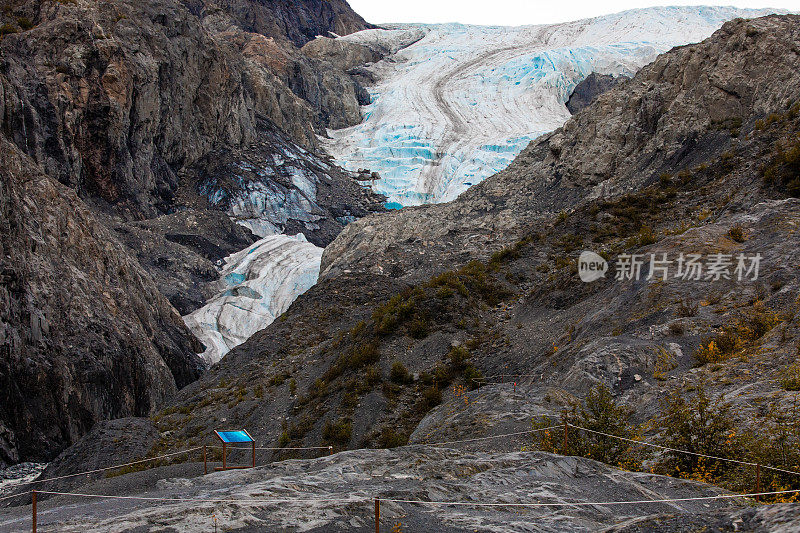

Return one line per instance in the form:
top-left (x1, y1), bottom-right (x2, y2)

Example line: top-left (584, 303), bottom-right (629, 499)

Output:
top-left (763, 131), bottom-right (800, 197)
top-left (655, 384), bottom-right (735, 479)
top-left (780, 365), bottom-right (800, 391)
top-left (420, 386), bottom-right (442, 409)
top-left (269, 371), bottom-right (289, 387)
top-left (342, 391), bottom-right (359, 408)
top-left (16, 16), bottom-right (32, 30)
top-left (322, 418), bottom-right (352, 445)
top-left (694, 302), bottom-right (781, 365)
top-left (531, 385), bottom-right (642, 470)
top-left (728, 225), bottom-right (747, 243)
top-left (309, 378), bottom-right (327, 399)
top-left (348, 341), bottom-right (380, 368)
top-left (390, 361), bottom-right (412, 384)
top-left (488, 245), bottom-right (521, 268)
top-left (635, 225), bottom-right (657, 246)
top-left (377, 427), bottom-right (407, 449)
top-left (408, 315), bottom-right (429, 339)
top-left (463, 364), bottom-right (483, 390)
top-left (364, 365), bottom-right (382, 386)
top-left (447, 346), bottom-right (470, 370)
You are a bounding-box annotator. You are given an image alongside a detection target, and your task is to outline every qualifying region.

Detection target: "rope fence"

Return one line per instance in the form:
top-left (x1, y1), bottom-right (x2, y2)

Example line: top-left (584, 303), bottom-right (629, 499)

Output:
top-left (0, 442), bottom-right (339, 504)
top-left (8, 422), bottom-right (800, 532)
top-left (19, 487), bottom-right (800, 533)
top-left (30, 488), bottom-right (800, 506)
top-left (565, 423), bottom-right (800, 477)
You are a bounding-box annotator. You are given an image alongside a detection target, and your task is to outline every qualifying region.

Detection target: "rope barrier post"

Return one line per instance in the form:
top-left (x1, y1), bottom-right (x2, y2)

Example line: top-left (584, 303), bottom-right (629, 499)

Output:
top-left (31, 490), bottom-right (36, 533)
top-left (374, 498), bottom-right (380, 533)
top-left (203, 445), bottom-right (208, 475)
top-left (756, 464), bottom-right (761, 502)
top-left (563, 423), bottom-right (569, 455)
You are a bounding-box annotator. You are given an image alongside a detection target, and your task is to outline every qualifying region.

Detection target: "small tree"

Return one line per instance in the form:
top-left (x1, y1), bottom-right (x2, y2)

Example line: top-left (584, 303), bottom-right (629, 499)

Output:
top-left (655, 384), bottom-right (736, 481)
top-left (530, 384), bottom-right (642, 470)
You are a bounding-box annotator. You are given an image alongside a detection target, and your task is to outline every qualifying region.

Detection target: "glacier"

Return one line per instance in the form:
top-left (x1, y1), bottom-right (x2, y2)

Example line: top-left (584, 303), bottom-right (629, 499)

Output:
top-left (184, 235), bottom-right (323, 364)
top-left (322, 6), bottom-right (784, 207)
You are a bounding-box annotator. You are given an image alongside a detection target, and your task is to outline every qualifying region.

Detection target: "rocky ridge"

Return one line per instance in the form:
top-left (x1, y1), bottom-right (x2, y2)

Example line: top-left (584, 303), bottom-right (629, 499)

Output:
top-left (0, 447), bottom-right (756, 532)
top-left (0, 138), bottom-right (204, 467)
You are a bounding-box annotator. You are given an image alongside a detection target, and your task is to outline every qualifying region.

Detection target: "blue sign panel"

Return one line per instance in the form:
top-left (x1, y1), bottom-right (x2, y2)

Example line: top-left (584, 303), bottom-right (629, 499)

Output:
top-left (215, 430), bottom-right (254, 443)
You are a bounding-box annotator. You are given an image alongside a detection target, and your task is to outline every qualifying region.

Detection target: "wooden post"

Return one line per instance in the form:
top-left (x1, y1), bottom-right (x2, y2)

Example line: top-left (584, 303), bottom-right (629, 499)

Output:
top-left (222, 442), bottom-right (227, 470)
top-left (756, 464), bottom-right (761, 502)
top-left (374, 498), bottom-right (380, 533)
top-left (31, 490), bottom-right (36, 533)
top-left (563, 423), bottom-right (568, 455)
top-left (203, 445), bottom-right (208, 475)
top-left (252, 441), bottom-right (256, 468)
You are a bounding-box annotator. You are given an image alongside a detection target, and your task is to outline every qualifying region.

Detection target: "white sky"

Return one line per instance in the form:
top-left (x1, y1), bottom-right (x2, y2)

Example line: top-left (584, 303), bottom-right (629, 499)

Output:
top-left (348, 1), bottom-right (800, 26)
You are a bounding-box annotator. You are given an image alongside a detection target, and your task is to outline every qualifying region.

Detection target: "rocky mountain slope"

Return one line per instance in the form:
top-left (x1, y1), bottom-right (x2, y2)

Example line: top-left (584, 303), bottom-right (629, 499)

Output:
top-left (143, 14), bottom-right (800, 465)
top-left (0, 138), bottom-right (204, 468)
top-left (3, 9), bottom-right (800, 532)
top-left (0, 0), bottom-right (385, 465)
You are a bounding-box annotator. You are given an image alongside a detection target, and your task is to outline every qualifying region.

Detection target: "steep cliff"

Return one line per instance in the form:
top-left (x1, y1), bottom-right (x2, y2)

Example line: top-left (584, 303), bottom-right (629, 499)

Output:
top-left (566, 72), bottom-right (629, 114)
top-left (0, 138), bottom-right (204, 467)
top-left (182, 0), bottom-right (374, 47)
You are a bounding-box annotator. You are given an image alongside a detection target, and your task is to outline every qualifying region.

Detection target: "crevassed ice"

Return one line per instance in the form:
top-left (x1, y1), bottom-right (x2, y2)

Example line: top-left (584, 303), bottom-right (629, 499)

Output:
top-left (184, 234), bottom-right (323, 364)
top-left (322, 6), bottom-right (783, 207)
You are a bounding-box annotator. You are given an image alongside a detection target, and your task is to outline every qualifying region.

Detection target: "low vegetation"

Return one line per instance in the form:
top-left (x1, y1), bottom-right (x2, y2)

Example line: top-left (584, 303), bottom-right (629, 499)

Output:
top-left (694, 301), bottom-right (782, 365)
top-left (530, 385), bottom-right (643, 470)
top-left (529, 383), bottom-right (800, 502)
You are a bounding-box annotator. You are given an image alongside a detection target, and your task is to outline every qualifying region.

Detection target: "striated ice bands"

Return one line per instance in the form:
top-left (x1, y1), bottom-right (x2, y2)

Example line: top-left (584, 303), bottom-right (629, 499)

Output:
top-left (322, 6), bottom-right (781, 207)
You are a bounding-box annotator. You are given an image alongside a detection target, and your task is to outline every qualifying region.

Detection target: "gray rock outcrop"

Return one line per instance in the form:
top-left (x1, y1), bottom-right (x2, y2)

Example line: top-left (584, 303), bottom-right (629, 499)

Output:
top-left (566, 72), bottom-right (629, 114)
top-left (0, 138), bottom-right (204, 466)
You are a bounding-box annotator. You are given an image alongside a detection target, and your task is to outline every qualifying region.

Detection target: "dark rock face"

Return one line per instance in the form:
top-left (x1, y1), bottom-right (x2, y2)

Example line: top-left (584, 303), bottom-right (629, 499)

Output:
top-left (566, 72), bottom-right (629, 114)
top-left (0, 0), bottom-right (383, 468)
top-left (182, 0), bottom-right (374, 48)
top-left (0, 0), bottom-right (376, 222)
top-left (0, 0), bottom-right (317, 219)
top-left (0, 138), bottom-right (204, 466)
top-left (188, 121), bottom-right (386, 247)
